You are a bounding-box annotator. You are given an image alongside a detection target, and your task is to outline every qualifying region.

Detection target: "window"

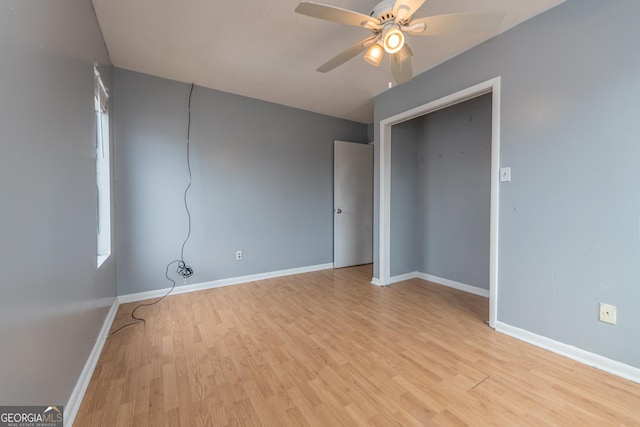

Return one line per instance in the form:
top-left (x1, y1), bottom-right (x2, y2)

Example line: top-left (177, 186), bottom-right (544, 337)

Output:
top-left (95, 65), bottom-right (111, 267)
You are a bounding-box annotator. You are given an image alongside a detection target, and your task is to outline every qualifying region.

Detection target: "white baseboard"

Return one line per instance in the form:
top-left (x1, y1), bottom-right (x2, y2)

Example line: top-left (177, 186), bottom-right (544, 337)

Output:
top-left (389, 271), bottom-right (420, 284)
top-left (416, 272), bottom-right (490, 298)
top-left (387, 271), bottom-right (490, 298)
top-left (64, 298), bottom-right (119, 427)
top-left (118, 263), bottom-right (335, 304)
top-left (372, 271), bottom-right (426, 287)
top-left (370, 277), bottom-right (385, 286)
top-left (496, 321), bottom-right (640, 384)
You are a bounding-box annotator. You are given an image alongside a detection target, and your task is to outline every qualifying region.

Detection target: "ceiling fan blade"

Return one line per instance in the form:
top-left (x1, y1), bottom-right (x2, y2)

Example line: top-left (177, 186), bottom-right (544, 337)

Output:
top-left (316, 36), bottom-right (377, 73)
top-left (393, 0), bottom-right (427, 23)
top-left (295, 1), bottom-right (380, 28)
top-left (407, 13), bottom-right (505, 36)
top-left (390, 55), bottom-right (412, 85)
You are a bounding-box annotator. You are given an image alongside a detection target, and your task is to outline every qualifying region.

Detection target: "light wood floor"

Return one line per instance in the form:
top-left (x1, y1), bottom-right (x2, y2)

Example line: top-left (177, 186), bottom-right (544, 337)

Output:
top-left (75, 265), bottom-right (640, 426)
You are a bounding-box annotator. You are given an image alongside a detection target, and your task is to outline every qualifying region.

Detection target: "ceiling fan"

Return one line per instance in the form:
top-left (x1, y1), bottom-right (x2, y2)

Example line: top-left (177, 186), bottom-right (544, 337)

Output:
top-left (295, 0), bottom-right (505, 84)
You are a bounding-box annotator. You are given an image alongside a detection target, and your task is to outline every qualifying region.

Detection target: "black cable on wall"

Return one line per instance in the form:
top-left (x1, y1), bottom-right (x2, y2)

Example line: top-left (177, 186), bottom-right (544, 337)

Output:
top-left (110, 83), bottom-right (196, 337)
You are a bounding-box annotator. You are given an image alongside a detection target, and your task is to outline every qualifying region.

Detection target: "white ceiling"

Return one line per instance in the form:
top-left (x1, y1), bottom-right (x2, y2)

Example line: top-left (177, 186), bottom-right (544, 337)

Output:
top-left (92, 0), bottom-right (565, 123)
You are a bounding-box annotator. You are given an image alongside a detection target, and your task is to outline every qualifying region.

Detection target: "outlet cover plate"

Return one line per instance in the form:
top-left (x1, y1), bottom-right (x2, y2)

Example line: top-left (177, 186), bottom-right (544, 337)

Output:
top-left (599, 303), bottom-right (616, 325)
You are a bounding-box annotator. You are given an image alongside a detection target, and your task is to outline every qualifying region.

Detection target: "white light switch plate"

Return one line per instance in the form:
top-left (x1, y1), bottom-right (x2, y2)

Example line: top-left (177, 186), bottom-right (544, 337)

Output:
top-left (500, 167), bottom-right (511, 182)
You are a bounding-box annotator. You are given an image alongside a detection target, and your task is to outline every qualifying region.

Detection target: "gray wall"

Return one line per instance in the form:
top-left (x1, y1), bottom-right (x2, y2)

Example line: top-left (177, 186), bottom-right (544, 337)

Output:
top-left (0, 0), bottom-right (116, 407)
top-left (367, 123), bottom-right (374, 142)
top-left (114, 69), bottom-right (368, 295)
top-left (375, 0), bottom-right (640, 367)
top-left (416, 94), bottom-right (492, 288)
top-left (390, 121), bottom-right (419, 276)
top-left (389, 95), bottom-right (491, 286)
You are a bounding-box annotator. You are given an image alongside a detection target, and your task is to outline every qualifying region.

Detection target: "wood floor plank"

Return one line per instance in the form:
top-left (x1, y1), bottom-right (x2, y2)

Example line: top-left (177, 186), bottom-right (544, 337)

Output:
top-left (74, 265), bottom-right (640, 426)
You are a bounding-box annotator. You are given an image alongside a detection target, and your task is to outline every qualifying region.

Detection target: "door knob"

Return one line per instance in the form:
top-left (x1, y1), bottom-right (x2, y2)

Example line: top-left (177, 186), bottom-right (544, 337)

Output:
top-left (335, 208), bottom-right (342, 214)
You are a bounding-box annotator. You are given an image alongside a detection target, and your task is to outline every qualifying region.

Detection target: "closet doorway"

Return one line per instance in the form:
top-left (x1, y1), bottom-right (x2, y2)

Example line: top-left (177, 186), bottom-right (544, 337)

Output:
top-left (377, 77), bottom-right (502, 328)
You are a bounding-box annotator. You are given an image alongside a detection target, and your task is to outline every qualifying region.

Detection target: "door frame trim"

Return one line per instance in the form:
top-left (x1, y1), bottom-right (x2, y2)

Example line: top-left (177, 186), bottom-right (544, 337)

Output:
top-left (377, 76), bottom-right (501, 328)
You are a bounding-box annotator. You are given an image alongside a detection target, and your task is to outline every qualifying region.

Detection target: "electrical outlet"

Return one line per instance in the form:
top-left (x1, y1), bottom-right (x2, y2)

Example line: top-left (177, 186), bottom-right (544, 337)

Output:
top-left (235, 250), bottom-right (243, 261)
top-left (599, 303), bottom-right (616, 325)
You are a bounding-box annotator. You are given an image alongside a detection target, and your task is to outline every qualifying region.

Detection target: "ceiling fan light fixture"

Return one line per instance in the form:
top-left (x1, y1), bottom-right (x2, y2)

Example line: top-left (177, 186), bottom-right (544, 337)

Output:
top-left (364, 42), bottom-right (384, 67)
top-left (383, 26), bottom-right (404, 54)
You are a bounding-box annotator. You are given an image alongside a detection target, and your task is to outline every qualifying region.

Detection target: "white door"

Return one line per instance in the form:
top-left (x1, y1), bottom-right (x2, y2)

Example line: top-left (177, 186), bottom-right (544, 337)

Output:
top-left (334, 140), bottom-right (373, 268)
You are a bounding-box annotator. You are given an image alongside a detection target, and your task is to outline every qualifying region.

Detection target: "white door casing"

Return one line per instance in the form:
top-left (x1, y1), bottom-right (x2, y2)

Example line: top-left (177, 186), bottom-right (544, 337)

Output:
top-left (377, 77), bottom-right (501, 328)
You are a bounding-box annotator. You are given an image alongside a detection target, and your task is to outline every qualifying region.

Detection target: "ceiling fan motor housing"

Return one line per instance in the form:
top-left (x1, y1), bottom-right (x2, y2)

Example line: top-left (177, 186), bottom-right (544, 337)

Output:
top-left (370, 0), bottom-right (412, 25)
top-left (370, 0), bottom-right (396, 23)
